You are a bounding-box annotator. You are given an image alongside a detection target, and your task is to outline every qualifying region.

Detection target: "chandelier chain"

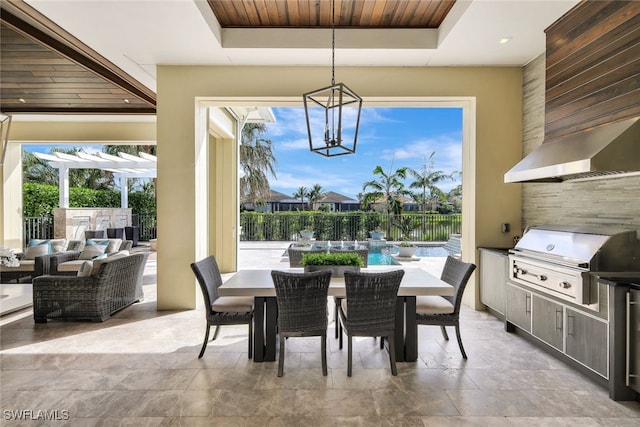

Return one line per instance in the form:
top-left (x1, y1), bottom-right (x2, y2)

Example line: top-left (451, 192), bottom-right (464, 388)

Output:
top-left (331, 0), bottom-right (335, 85)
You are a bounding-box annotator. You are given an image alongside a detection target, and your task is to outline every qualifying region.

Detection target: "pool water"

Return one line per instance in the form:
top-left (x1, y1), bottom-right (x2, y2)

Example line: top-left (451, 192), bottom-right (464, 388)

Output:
top-left (367, 245), bottom-right (449, 265)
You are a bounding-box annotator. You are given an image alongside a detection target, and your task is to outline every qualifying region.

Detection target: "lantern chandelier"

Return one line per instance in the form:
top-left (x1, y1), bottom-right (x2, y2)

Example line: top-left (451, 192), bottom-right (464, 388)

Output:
top-left (303, 0), bottom-right (362, 157)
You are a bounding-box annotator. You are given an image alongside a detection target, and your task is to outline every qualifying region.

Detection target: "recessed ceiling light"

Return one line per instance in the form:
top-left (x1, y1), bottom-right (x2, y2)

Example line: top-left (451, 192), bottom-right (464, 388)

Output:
top-left (18, 98), bottom-right (26, 103)
top-left (123, 99), bottom-right (130, 104)
top-left (499, 37), bottom-right (512, 45)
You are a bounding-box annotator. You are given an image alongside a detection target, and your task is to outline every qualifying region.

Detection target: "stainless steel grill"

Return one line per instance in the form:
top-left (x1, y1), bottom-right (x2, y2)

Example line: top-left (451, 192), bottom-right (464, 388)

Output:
top-left (509, 225), bottom-right (640, 306)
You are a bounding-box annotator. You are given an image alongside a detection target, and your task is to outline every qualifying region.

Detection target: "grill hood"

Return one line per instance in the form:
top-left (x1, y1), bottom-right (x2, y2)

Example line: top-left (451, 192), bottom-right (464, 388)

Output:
top-left (504, 117), bottom-right (640, 183)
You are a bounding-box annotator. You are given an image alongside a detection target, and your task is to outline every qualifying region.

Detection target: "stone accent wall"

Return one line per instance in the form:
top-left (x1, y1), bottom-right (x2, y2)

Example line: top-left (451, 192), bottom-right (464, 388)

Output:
top-left (53, 208), bottom-right (132, 240)
top-left (521, 54), bottom-right (640, 233)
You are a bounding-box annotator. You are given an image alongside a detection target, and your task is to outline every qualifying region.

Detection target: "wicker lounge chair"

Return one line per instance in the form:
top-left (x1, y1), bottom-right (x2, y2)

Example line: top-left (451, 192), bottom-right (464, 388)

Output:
top-left (191, 255), bottom-right (254, 359)
top-left (32, 252), bottom-right (148, 323)
top-left (338, 270), bottom-right (404, 376)
top-left (415, 256), bottom-right (476, 358)
top-left (271, 270), bottom-right (332, 376)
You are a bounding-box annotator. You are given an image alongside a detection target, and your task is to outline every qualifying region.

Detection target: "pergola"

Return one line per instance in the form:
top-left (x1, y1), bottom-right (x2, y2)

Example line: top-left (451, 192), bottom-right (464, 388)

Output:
top-left (34, 151), bottom-right (157, 209)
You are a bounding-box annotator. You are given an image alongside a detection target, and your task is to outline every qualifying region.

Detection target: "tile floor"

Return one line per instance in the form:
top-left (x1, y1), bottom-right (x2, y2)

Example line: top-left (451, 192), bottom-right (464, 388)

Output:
top-left (1, 244), bottom-right (639, 426)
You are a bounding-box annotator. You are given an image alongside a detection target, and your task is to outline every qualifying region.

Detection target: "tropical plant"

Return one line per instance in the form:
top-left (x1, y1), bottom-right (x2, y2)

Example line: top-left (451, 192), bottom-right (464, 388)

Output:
top-left (292, 186), bottom-right (309, 210)
top-left (301, 252), bottom-right (364, 267)
top-left (392, 215), bottom-right (421, 243)
top-left (239, 123), bottom-right (277, 206)
top-left (307, 184), bottom-right (325, 210)
top-left (23, 147), bottom-right (115, 190)
top-left (407, 152), bottom-right (453, 213)
top-left (103, 144), bottom-right (157, 194)
top-left (362, 164), bottom-right (410, 231)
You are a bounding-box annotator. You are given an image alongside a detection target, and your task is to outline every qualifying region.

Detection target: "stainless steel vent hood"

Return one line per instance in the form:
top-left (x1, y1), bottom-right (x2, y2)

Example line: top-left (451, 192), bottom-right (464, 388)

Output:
top-left (504, 117), bottom-right (640, 183)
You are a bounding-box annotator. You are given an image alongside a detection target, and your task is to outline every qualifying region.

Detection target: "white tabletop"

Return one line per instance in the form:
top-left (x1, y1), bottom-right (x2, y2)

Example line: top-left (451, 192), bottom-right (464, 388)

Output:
top-left (219, 268), bottom-right (454, 298)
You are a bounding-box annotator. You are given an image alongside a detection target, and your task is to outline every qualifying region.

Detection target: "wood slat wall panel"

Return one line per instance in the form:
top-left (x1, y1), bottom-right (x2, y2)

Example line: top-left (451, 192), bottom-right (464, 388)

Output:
top-left (543, 0), bottom-right (640, 141)
top-left (545, 89), bottom-right (640, 138)
top-left (546, 54), bottom-right (640, 106)
top-left (545, 1), bottom-right (631, 66)
top-left (546, 19), bottom-right (640, 90)
top-left (546, 72), bottom-right (640, 125)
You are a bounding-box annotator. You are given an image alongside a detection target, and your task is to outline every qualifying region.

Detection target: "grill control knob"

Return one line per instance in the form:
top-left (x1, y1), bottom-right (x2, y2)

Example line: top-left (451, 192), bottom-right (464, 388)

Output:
top-left (559, 281), bottom-right (571, 289)
top-left (539, 275), bottom-right (547, 281)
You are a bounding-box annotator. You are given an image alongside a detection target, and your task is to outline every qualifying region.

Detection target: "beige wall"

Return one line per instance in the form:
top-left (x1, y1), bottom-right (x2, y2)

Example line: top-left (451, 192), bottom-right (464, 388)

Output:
top-left (1, 120), bottom-right (155, 251)
top-left (156, 65), bottom-right (524, 310)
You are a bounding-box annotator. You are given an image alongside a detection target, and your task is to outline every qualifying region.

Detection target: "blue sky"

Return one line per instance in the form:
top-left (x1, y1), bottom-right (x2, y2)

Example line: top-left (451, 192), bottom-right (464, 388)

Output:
top-left (24, 107), bottom-right (462, 198)
top-left (265, 107), bottom-right (463, 199)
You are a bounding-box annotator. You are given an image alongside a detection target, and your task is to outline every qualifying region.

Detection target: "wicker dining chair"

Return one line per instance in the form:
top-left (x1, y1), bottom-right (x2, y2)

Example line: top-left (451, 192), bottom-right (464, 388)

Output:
top-left (329, 248), bottom-right (369, 338)
top-left (338, 270), bottom-right (405, 376)
top-left (190, 255), bottom-right (254, 359)
top-left (287, 248), bottom-right (325, 268)
top-left (415, 256), bottom-right (476, 359)
top-left (271, 270), bottom-right (332, 377)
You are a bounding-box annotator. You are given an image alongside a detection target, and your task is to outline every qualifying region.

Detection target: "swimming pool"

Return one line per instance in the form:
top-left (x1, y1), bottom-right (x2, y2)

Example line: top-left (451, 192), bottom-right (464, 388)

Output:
top-left (285, 243), bottom-right (448, 266)
top-left (367, 244), bottom-right (449, 265)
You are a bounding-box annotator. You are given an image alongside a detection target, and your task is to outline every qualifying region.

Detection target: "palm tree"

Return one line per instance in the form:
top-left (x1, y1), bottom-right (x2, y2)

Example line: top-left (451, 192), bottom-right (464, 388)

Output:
top-left (292, 186), bottom-right (308, 210)
top-left (362, 164), bottom-right (409, 216)
top-left (23, 151), bottom-right (58, 186)
top-left (24, 147), bottom-right (116, 190)
top-left (104, 144), bottom-right (157, 194)
top-left (407, 152), bottom-right (453, 213)
top-left (239, 123), bottom-right (277, 206)
top-left (307, 184), bottom-right (325, 210)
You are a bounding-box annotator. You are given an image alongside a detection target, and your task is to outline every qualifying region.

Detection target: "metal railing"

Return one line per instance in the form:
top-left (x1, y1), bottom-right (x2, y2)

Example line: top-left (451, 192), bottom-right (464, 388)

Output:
top-left (23, 214), bottom-right (158, 243)
top-left (240, 212), bottom-right (461, 242)
top-left (23, 212), bottom-right (459, 244)
top-left (23, 216), bottom-right (54, 242)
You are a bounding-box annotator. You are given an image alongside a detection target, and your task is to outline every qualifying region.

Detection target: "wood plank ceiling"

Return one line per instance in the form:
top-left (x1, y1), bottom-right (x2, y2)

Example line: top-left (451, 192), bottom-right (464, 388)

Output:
top-left (0, 0), bottom-right (455, 115)
top-left (0, 0), bottom-right (156, 115)
top-left (208, 0), bottom-right (455, 28)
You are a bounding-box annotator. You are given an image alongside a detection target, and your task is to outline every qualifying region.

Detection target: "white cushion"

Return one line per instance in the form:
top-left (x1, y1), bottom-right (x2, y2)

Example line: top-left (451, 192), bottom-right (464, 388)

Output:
top-left (91, 238), bottom-right (122, 253)
top-left (416, 296), bottom-right (454, 314)
top-left (212, 296), bottom-right (254, 313)
top-left (77, 261), bottom-right (94, 277)
top-left (24, 241), bottom-right (50, 259)
top-left (78, 240), bottom-right (109, 260)
top-left (49, 239), bottom-right (68, 253)
top-left (58, 260), bottom-right (87, 272)
top-left (90, 251), bottom-right (129, 276)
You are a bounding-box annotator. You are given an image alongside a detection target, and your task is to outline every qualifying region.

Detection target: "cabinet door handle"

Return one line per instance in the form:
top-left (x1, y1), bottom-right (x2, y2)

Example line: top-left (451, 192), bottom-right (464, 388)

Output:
top-left (525, 294), bottom-right (531, 314)
top-left (556, 308), bottom-right (563, 330)
top-left (626, 292), bottom-right (639, 386)
top-left (567, 314), bottom-right (574, 336)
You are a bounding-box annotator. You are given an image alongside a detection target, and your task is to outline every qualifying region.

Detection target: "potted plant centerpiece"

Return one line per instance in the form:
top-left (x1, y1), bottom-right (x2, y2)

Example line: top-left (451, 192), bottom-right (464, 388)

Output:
top-left (393, 216), bottom-right (421, 258)
top-left (299, 229), bottom-right (314, 240)
top-left (397, 240), bottom-right (418, 258)
top-left (301, 252), bottom-right (364, 278)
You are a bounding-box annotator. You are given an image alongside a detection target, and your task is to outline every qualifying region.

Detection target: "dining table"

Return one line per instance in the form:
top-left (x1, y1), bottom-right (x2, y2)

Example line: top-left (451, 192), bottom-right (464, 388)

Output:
top-left (219, 267), bottom-right (454, 363)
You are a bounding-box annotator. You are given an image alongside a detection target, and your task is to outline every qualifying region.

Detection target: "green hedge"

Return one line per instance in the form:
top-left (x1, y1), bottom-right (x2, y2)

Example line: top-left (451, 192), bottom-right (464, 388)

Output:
top-left (22, 182), bottom-right (156, 216)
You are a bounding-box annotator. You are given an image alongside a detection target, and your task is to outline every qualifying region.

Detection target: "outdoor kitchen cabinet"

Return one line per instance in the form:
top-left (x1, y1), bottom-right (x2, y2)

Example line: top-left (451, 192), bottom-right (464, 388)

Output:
top-left (531, 295), bottom-right (564, 351)
top-left (565, 308), bottom-right (608, 378)
top-left (479, 248), bottom-right (507, 317)
top-left (506, 283), bottom-right (531, 333)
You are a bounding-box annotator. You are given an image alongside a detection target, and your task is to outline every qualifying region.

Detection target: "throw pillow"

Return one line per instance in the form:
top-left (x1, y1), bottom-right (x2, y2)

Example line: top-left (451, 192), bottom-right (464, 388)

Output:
top-left (78, 239), bottom-right (109, 260)
top-left (24, 239), bottom-right (50, 259)
top-left (92, 238), bottom-right (122, 253)
top-left (77, 261), bottom-right (94, 277)
top-left (90, 251), bottom-right (129, 276)
top-left (49, 239), bottom-right (68, 253)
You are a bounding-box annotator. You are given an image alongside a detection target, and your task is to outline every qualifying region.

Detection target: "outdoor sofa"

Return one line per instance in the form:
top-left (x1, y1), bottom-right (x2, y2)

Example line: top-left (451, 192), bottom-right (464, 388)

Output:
top-left (47, 238), bottom-right (134, 275)
top-left (32, 252), bottom-right (148, 322)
